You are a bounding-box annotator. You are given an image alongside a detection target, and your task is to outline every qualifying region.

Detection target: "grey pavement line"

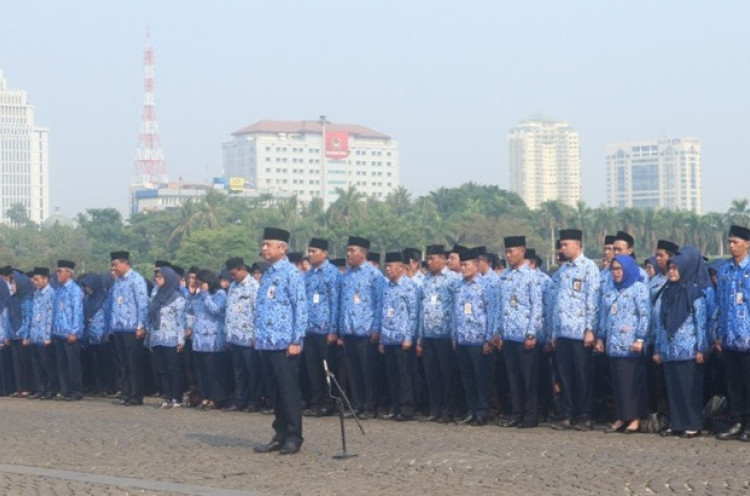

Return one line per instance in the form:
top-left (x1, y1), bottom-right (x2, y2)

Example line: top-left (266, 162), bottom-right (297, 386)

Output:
top-left (0, 462), bottom-right (267, 496)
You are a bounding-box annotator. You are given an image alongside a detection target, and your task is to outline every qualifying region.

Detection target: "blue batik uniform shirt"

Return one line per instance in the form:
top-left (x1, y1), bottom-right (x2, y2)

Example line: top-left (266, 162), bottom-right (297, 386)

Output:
top-left (29, 285), bottom-right (55, 344)
top-left (149, 297), bottom-right (187, 348)
top-left (417, 267), bottom-right (456, 343)
top-left (192, 290), bottom-right (227, 352)
top-left (255, 257), bottom-right (308, 351)
top-left (339, 262), bottom-right (383, 337)
top-left (552, 253), bottom-right (600, 341)
top-left (52, 279), bottom-right (84, 339)
top-left (598, 281), bottom-right (651, 357)
top-left (497, 264), bottom-right (543, 343)
top-left (380, 275), bottom-right (419, 346)
top-left (717, 255), bottom-right (750, 352)
top-left (304, 259), bottom-right (339, 336)
top-left (110, 269), bottom-right (149, 332)
top-left (536, 270), bottom-right (553, 345)
top-left (225, 274), bottom-right (259, 347)
top-left (653, 296), bottom-right (709, 361)
top-left (453, 276), bottom-right (493, 346)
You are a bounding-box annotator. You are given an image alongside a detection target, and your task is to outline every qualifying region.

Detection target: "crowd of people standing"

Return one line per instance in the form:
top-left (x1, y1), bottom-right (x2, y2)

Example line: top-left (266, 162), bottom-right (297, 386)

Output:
top-left (1, 223), bottom-right (750, 454)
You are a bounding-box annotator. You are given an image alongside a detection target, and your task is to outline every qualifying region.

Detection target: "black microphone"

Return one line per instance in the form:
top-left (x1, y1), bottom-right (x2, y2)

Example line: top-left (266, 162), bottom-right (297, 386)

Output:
top-left (323, 359), bottom-right (332, 389)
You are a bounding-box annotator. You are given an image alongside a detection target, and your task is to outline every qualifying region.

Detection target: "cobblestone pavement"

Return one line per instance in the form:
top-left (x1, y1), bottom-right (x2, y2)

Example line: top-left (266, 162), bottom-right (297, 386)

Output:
top-left (0, 396), bottom-right (749, 495)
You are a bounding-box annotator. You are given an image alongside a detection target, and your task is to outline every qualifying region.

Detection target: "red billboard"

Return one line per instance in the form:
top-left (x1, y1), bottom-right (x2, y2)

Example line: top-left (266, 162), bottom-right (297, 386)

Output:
top-left (325, 131), bottom-right (350, 160)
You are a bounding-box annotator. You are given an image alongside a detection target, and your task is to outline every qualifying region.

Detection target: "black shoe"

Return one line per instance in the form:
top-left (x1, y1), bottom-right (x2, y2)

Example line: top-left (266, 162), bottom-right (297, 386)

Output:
top-left (41, 394), bottom-right (54, 400)
top-left (27, 393), bottom-right (42, 400)
top-left (456, 414), bottom-right (474, 425)
top-left (660, 428), bottom-right (678, 437)
top-left (497, 418), bottom-right (519, 428)
top-left (380, 412), bottom-right (396, 420)
top-left (518, 420), bottom-right (538, 428)
top-left (740, 429), bottom-right (750, 442)
top-left (279, 439), bottom-right (302, 455)
top-left (438, 416), bottom-right (452, 424)
top-left (681, 431), bottom-right (701, 439)
top-left (551, 419), bottom-right (572, 430)
top-left (421, 415), bottom-right (439, 423)
top-left (223, 405), bottom-right (243, 412)
top-left (717, 422), bottom-right (743, 440)
top-left (302, 408), bottom-right (319, 417)
top-left (260, 408), bottom-right (274, 415)
top-left (604, 423), bottom-right (625, 434)
top-left (574, 420), bottom-right (593, 431)
top-left (395, 414), bottom-right (413, 422)
top-left (472, 417), bottom-right (487, 426)
top-left (254, 439), bottom-right (283, 453)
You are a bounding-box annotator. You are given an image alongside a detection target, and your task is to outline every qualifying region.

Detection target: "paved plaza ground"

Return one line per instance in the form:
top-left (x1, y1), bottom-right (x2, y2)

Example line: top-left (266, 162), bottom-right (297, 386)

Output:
top-left (0, 396), bottom-right (749, 495)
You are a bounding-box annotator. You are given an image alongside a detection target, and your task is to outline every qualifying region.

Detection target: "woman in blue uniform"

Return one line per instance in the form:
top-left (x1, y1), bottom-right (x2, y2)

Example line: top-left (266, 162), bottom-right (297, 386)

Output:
top-left (190, 269), bottom-right (228, 409)
top-left (597, 255), bottom-right (650, 433)
top-left (653, 247), bottom-right (710, 438)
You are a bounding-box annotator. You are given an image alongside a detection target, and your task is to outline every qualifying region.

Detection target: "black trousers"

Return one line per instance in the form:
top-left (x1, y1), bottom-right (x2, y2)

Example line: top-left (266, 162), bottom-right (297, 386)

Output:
top-left (646, 343), bottom-right (668, 415)
top-left (9, 340), bottom-right (33, 393)
top-left (182, 337), bottom-right (198, 394)
top-left (555, 337), bottom-right (593, 422)
top-left (456, 345), bottom-right (491, 420)
top-left (31, 344), bottom-right (57, 396)
top-left (262, 350), bottom-right (303, 444)
top-left (663, 360), bottom-right (704, 432)
top-left (343, 335), bottom-right (376, 412)
top-left (504, 341), bottom-right (540, 422)
top-left (152, 346), bottom-right (184, 402)
top-left (723, 349), bottom-right (750, 423)
top-left (89, 342), bottom-right (116, 395)
top-left (55, 338), bottom-right (83, 398)
top-left (421, 338), bottom-right (456, 419)
top-left (383, 345), bottom-right (415, 417)
top-left (610, 356), bottom-right (647, 421)
top-left (229, 343), bottom-right (262, 409)
top-left (0, 347), bottom-right (12, 395)
top-left (194, 351), bottom-right (230, 403)
top-left (113, 332), bottom-right (145, 403)
top-left (303, 334), bottom-right (337, 411)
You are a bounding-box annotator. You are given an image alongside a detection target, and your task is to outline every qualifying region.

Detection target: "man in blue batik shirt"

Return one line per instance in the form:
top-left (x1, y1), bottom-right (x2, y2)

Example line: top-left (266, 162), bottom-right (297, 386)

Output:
top-left (339, 235), bottom-right (383, 418)
top-left (51, 260), bottom-right (84, 400)
top-left (302, 237), bottom-right (340, 417)
top-left (716, 225), bottom-right (750, 441)
top-left (109, 251), bottom-right (149, 406)
top-left (551, 229), bottom-right (600, 431)
top-left (253, 227), bottom-right (308, 456)
top-left (224, 257), bottom-right (260, 412)
top-left (496, 236), bottom-right (543, 429)
top-left (417, 244), bottom-right (458, 423)
top-left (651, 239), bottom-right (679, 299)
top-left (27, 267), bottom-right (57, 399)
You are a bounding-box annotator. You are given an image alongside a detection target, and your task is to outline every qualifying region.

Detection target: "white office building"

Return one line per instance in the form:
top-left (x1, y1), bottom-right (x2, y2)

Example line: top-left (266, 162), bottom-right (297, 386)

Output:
top-left (508, 116), bottom-right (581, 210)
top-left (222, 119), bottom-right (399, 207)
top-left (606, 138), bottom-right (702, 213)
top-left (0, 65), bottom-right (49, 224)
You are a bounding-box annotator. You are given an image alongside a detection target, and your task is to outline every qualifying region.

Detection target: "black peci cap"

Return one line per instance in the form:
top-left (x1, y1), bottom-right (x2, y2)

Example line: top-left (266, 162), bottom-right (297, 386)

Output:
top-left (524, 248), bottom-right (537, 260)
top-left (367, 252), bottom-right (381, 263)
top-left (729, 225), bottom-right (750, 241)
top-left (225, 257), bottom-right (245, 270)
top-left (425, 244), bottom-right (447, 256)
top-left (559, 229), bottom-right (583, 241)
top-left (263, 227), bottom-right (290, 243)
top-left (615, 231), bottom-right (635, 247)
top-left (288, 252), bottom-right (304, 264)
top-left (332, 258), bottom-right (346, 267)
top-left (656, 240), bottom-right (679, 254)
top-left (504, 236), bottom-right (526, 248)
top-left (347, 236), bottom-right (371, 249)
top-left (308, 237), bottom-right (329, 251)
top-left (459, 247), bottom-right (482, 262)
top-left (604, 235), bottom-right (616, 245)
top-left (33, 267), bottom-right (50, 277)
top-left (385, 252), bottom-right (405, 264)
top-left (57, 260), bottom-right (76, 270)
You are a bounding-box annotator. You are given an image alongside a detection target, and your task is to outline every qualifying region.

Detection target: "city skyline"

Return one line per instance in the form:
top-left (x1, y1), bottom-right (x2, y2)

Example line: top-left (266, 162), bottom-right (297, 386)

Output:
top-left (1, 1), bottom-right (747, 219)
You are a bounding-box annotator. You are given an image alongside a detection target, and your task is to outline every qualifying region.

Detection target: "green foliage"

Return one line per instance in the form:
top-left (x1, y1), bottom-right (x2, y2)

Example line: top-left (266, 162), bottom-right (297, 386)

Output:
top-left (1, 184), bottom-right (745, 273)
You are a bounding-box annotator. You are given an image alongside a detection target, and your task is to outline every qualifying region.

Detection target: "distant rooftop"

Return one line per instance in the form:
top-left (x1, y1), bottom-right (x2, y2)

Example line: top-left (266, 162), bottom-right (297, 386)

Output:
top-left (232, 120), bottom-right (391, 139)
top-left (514, 115), bottom-right (575, 132)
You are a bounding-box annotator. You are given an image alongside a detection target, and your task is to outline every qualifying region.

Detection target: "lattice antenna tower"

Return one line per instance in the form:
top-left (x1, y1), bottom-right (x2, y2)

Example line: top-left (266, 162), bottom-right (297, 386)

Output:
top-left (134, 27), bottom-right (167, 185)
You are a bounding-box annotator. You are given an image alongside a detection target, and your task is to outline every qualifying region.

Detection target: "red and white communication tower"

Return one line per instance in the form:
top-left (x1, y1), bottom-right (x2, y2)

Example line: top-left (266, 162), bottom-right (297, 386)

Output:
top-left (133, 30), bottom-right (167, 185)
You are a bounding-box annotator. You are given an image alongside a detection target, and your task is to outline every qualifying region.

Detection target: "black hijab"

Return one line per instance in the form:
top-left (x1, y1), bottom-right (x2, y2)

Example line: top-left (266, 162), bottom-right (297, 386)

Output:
top-left (10, 271), bottom-right (34, 332)
top-left (79, 273), bottom-right (109, 323)
top-left (148, 266), bottom-right (182, 330)
top-left (660, 246), bottom-right (709, 337)
top-left (196, 269), bottom-right (220, 294)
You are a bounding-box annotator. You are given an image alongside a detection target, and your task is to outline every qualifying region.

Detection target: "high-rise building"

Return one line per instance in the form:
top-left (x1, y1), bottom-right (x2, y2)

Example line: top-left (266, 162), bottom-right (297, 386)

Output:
top-left (606, 138), bottom-right (702, 213)
top-left (0, 65), bottom-right (49, 224)
top-left (222, 119), bottom-right (399, 207)
top-left (508, 116), bottom-right (581, 210)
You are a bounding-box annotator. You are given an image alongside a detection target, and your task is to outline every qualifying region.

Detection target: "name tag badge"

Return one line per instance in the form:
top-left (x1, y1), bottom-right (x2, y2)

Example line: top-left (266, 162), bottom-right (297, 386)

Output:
top-left (117, 296), bottom-right (124, 305)
top-left (36, 314), bottom-right (41, 322)
top-left (354, 293), bottom-right (361, 305)
top-left (464, 303), bottom-right (472, 315)
top-left (387, 308), bottom-right (394, 317)
top-left (430, 294), bottom-right (438, 305)
top-left (737, 292), bottom-right (745, 305)
top-left (267, 286), bottom-right (276, 300)
top-left (313, 293), bottom-right (320, 304)
top-left (573, 279), bottom-right (582, 292)
top-left (237, 305), bottom-right (243, 312)
top-left (611, 303), bottom-right (618, 315)
top-left (59, 303), bottom-right (65, 311)
top-left (510, 294), bottom-right (518, 307)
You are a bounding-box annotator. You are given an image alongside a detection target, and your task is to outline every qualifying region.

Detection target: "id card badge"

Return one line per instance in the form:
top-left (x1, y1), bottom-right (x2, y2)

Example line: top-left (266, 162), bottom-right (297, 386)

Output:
top-left (510, 294), bottom-right (518, 307)
top-left (737, 292), bottom-right (745, 305)
top-left (573, 279), bottom-right (582, 292)
top-left (387, 308), bottom-right (394, 317)
top-left (313, 293), bottom-right (320, 304)
top-left (354, 293), bottom-right (361, 305)
top-left (464, 303), bottom-right (472, 315)
top-left (430, 294), bottom-right (438, 305)
top-left (117, 296), bottom-right (124, 306)
top-left (267, 286), bottom-right (276, 300)
top-left (610, 303), bottom-right (618, 315)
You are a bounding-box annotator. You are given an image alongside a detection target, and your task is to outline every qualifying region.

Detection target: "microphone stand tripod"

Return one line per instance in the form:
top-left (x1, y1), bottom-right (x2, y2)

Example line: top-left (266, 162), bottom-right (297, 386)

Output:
top-left (323, 359), bottom-right (364, 459)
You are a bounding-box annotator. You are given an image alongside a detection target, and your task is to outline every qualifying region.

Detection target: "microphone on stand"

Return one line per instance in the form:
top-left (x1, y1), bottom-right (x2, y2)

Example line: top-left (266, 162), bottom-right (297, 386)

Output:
top-left (323, 359), bottom-right (332, 389)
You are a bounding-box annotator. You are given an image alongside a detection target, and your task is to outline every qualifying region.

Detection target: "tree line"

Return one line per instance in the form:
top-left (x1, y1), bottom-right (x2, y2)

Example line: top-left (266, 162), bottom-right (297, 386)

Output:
top-left (2, 183), bottom-right (749, 275)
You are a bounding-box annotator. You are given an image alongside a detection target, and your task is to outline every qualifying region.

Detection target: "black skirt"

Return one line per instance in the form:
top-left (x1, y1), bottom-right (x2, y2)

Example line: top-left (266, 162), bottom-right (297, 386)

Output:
top-left (609, 356), bottom-right (648, 421)
top-left (663, 360), bottom-right (704, 432)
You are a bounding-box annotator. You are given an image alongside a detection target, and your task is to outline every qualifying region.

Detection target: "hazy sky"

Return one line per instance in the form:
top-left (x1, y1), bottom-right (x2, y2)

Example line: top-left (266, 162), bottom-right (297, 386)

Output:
top-left (1, 1), bottom-right (747, 218)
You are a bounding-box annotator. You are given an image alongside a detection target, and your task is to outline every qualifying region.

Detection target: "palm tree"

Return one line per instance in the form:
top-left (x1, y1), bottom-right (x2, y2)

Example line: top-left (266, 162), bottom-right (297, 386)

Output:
top-left (167, 200), bottom-right (199, 246)
top-left (327, 186), bottom-right (365, 227)
top-left (728, 198), bottom-right (750, 226)
top-left (386, 186), bottom-right (412, 217)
